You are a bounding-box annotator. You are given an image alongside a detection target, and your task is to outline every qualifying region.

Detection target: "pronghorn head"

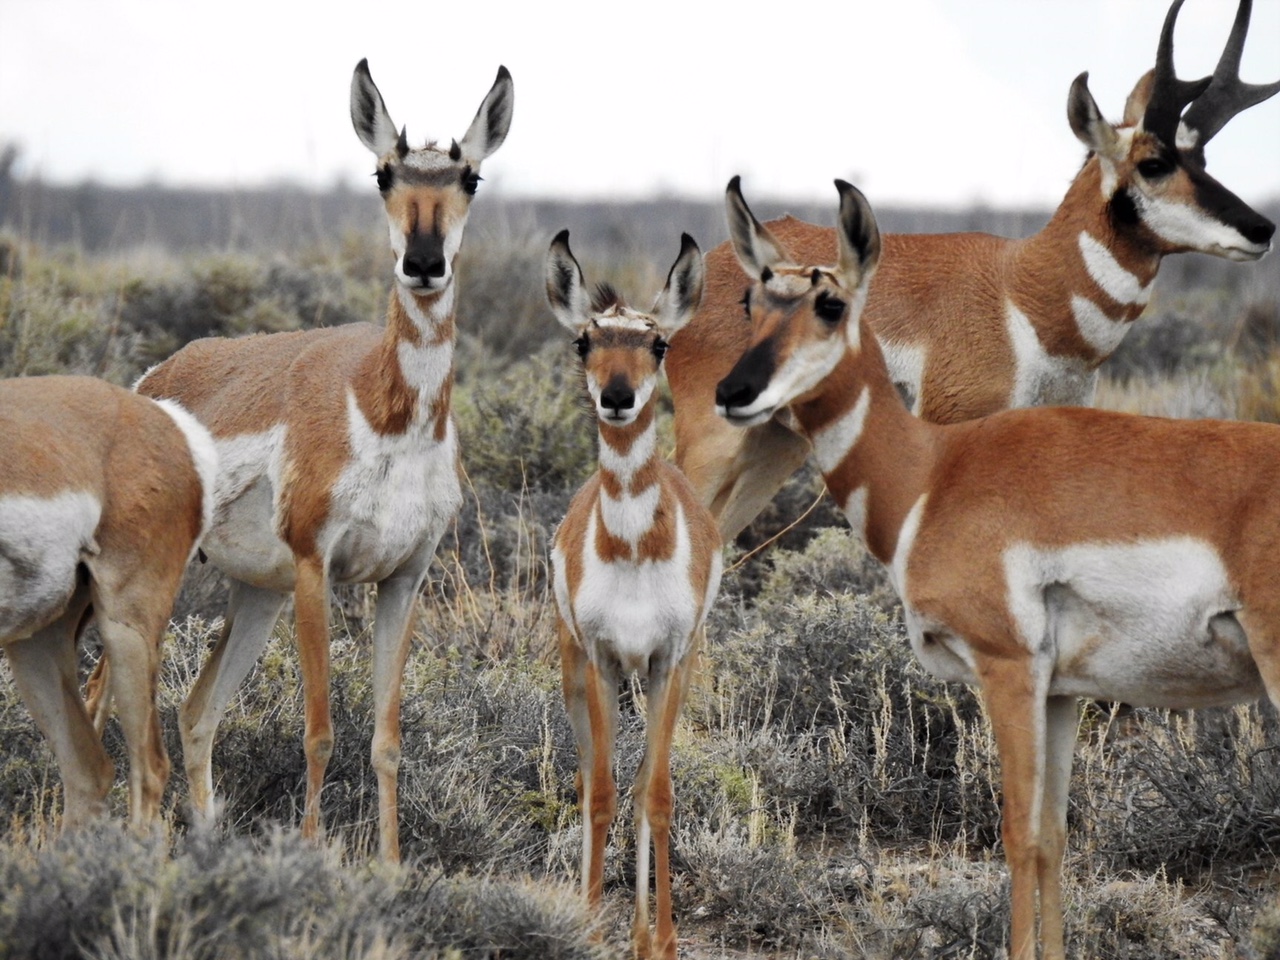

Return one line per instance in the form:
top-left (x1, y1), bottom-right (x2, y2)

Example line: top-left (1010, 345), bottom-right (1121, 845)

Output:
top-left (350, 60), bottom-right (513, 293)
top-left (716, 177), bottom-right (880, 428)
top-left (1068, 0), bottom-right (1277, 262)
top-left (545, 230), bottom-right (704, 427)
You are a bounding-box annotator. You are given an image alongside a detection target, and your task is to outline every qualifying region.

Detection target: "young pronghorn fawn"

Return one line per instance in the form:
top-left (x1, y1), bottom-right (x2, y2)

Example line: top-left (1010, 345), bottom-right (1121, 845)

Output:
top-left (715, 175), bottom-right (1280, 960)
top-left (1, 376), bottom-right (215, 828)
top-left (669, 0), bottom-right (1278, 542)
top-left (545, 230), bottom-right (721, 960)
top-left (88, 61), bottom-right (512, 861)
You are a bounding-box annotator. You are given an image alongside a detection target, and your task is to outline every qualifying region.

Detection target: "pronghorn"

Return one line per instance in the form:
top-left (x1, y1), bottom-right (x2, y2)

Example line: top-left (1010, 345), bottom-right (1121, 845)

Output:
top-left (1, 376), bottom-right (215, 828)
top-left (669, 0), bottom-right (1279, 542)
top-left (716, 175), bottom-right (1280, 960)
top-left (90, 61), bottom-right (512, 861)
top-left (546, 230), bottom-right (721, 960)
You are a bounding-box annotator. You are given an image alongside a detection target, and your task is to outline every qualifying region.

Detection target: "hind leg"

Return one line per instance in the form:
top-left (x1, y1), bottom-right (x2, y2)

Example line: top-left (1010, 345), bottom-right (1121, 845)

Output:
top-left (6, 598), bottom-right (114, 828)
top-left (180, 579), bottom-right (287, 828)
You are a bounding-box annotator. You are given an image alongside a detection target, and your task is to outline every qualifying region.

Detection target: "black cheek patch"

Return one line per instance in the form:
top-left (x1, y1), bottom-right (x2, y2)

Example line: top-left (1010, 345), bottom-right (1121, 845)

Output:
top-left (1109, 187), bottom-right (1140, 229)
top-left (715, 339), bottom-right (777, 411)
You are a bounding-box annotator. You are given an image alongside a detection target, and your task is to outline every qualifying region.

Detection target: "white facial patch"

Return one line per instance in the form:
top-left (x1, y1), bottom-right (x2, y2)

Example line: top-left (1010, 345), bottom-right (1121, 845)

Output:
top-left (1134, 191), bottom-right (1268, 261)
top-left (150, 398), bottom-right (219, 552)
top-left (388, 210), bottom-right (471, 291)
top-left (1077, 232), bottom-right (1151, 307)
top-left (0, 490), bottom-right (101, 639)
top-left (727, 335), bottom-right (845, 423)
top-left (810, 387), bottom-right (871, 475)
top-left (401, 147), bottom-right (455, 172)
top-left (592, 309), bottom-right (654, 332)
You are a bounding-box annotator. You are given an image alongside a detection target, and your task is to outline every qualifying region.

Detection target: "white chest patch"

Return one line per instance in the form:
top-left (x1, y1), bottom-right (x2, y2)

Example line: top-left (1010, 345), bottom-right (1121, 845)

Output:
top-left (599, 483), bottom-right (661, 547)
top-left (1005, 299), bottom-right (1096, 408)
top-left (556, 501), bottom-right (705, 675)
top-left (1077, 232), bottom-right (1151, 307)
top-left (1070, 295), bottom-right (1129, 357)
top-left (810, 387), bottom-right (871, 475)
top-left (1002, 537), bottom-right (1261, 708)
top-left (0, 491), bottom-right (101, 639)
top-left (324, 390), bottom-right (462, 584)
top-left (880, 339), bottom-right (926, 414)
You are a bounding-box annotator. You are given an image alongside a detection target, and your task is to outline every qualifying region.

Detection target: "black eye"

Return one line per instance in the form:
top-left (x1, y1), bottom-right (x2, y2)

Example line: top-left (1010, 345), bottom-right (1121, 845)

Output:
top-left (574, 335), bottom-right (589, 358)
top-left (814, 292), bottom-right (846, 324)
top-left (375, 165), bottom-right (395, 193)
top-left (652, 338), bottom-right (669, 362)
top-left (1137, 157), bottom-right (1174, 180)
top-left (462, 168), bottom-right (482, 196)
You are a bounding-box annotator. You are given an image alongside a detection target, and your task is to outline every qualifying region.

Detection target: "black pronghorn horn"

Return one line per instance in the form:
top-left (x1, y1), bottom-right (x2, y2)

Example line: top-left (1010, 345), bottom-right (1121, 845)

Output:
top-left (1180, 0), bottom-right (1280, 156)
top-left (1141, 0), bottom-right (1212, 147)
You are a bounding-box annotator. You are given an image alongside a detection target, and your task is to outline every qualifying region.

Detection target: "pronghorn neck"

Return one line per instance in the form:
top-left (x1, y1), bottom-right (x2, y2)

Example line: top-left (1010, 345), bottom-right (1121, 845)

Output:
top-left (791, 322), bottom-right (936, 565)
top-left (1011, 157), bottom-right (1161, 361)
top-left (594, 399), bottom-right (662, 550)
top-left (354, 281), bottom-right (457, 440)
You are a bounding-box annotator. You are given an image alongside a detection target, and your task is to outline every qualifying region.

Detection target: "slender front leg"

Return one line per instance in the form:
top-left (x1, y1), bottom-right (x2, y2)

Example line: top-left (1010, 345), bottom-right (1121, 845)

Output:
top-left (557, 617), bottom-right (596, 900)
top-left (369, 567), bottom-right (428, 862)
top-left (634, 648), bottom-right (697, 960)
top-left (978, 653), bottom-right (1049, 960)
top-left (294, 554), bottom-right (333, 841)
top-left (584, 656), bottom-right (619, 909)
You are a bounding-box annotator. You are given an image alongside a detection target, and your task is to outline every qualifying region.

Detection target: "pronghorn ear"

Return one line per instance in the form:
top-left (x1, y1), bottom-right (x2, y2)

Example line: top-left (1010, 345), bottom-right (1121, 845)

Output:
top-left (1123, 69), bottom-right (1157, 126)
top-left (545, 229), bottom-right (591, 332)
top-left (725, 176), bottom-right (789, 280)
top-left (834, 180), bottom-right (881, 290)
top-left (1067, 72), bottom-right (1122, 160)
top-left (651, 233), bottom-right (705, 339)
top-left (350, 59), bottom-right (400, 158)
top-left (459, 66), bottom-right (514, 163)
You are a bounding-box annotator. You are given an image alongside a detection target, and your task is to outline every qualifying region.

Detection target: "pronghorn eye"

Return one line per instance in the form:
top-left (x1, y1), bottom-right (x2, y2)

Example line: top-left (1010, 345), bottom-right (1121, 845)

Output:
top-left (574, 335), bottom-right (590, 358)
top-left (1137, 157), bottom-right (1174, 180)
top-left (814, 292), bottom-right (846, 324)
top-left (375, 165), bottom-right (395, 193)
top-left (462, 168), bottom-right (482, 196)
top-left (652, 338), bottom-right (669, 362)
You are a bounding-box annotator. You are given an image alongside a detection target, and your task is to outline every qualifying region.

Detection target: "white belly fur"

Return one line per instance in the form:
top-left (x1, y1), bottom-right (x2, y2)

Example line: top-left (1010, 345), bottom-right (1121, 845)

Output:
top-left (555, 503), bottom-right (708, 676)
top-left (1004, 537), bottom-right (1259, 707)
top-left (0, 491), bottom-right (101, 640)
top-left (199, 399), bottom-right (461, 591)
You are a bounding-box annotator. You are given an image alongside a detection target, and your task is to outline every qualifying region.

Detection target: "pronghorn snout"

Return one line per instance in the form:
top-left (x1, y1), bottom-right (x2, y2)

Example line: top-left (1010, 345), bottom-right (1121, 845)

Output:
top-left (399, 232), bottom-right (448, 287)
top-left (715, 341), bottom-right (775, 426)
top-left (601, 376), bottom-right (636, 419)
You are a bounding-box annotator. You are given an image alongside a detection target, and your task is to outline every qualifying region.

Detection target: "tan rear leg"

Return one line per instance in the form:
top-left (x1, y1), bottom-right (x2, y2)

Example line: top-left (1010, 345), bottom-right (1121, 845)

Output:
top-left (6, 605), bottom-right (114, 828)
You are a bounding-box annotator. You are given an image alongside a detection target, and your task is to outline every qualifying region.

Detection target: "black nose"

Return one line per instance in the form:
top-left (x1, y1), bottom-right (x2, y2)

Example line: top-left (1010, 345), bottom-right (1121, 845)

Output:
top-left (715, 377), bottom-right (758, 411)
top-left (1243, 216), bottom-right (1276, 247)
top-left (403, 231), bottom-right (447, 279)
top-left (601, 379), bottom-right (635, 415)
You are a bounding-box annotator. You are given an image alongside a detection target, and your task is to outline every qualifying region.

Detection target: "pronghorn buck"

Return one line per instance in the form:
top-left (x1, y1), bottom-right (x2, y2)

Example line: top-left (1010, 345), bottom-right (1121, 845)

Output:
top-left (716, 175), bottom-right (1280, 960)
top-left (669, 0), bottom-right (1279, 542)
top-left (546, 230), bottom-right (721, 960)
top-left (1, 376), bottom-right (214, 828)
top-left (95, 60), bottom-right (512, 861)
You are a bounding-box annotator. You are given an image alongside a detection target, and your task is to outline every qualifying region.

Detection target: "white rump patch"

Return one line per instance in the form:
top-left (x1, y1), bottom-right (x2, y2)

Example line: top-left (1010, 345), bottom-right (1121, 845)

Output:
top-left (0, 491), bottom-right (101, 638)
top-left (1077, 232), bottom-right (1151, 306)
top-left (150, 398), bottom-right (219, 552)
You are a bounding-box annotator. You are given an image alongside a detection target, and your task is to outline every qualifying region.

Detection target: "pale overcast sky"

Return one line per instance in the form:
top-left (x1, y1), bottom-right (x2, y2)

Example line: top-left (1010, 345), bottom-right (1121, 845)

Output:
top-left (1, 0), bottom-right (1277, 208)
